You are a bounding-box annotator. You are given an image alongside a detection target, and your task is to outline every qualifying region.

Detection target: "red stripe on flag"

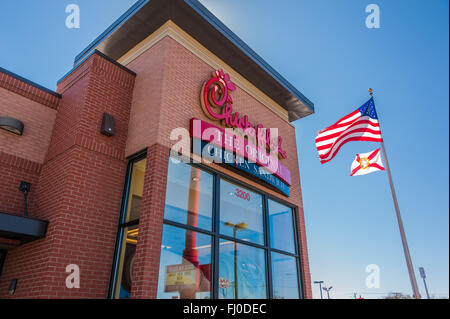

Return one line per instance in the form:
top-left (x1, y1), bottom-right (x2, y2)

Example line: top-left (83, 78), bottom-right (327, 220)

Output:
top-left (350, 165), bottom-right (361, 176)
top-left (318, 130), bottom-right (383, 159)
top-left (317, 127), bottom-right (382, 150)
top-left (320, 136), bottom-right (383, 164)
top-left (367, 148), bottom-right (380, 161)
top-left (318, 110), bottom-right (360, 133)
top-left (317, 118), bottom-right (380, 138)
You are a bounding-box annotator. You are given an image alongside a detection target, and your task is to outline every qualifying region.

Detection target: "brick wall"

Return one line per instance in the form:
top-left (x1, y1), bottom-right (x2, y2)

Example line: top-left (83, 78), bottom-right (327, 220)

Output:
top-left (0, 70), bottom-right (57, 222)
top-left (0, 87), bottom-right (57, 164)
top-left (0, 152), bottom-right (41, 217)
top-left (0, 52), bottom-right (136, 298)
top-left (0, 69), bottom-right (60, 109)
top-left (0, 70), bottom-right (58, 219)
top-left (125, 39), bottom-right (168, 156)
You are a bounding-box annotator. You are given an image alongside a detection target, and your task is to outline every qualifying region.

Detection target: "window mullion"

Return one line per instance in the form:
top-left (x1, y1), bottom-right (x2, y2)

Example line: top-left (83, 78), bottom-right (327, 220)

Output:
top-left (263, 195), bottom-right (273, 299)
top-left (212, 173), bottom-right (220, 299)
top-left (109, 158), bottom-right (135, 298)
top-left (292, 206), bottom-right (304, 299)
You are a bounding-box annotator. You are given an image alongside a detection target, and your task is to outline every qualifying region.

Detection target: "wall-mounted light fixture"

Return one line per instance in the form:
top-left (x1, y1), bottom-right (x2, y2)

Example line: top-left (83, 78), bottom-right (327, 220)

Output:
top-left (100, 113), bottom-right (115, 137)
top-left (18, 181), bottom-right (31, 217)
top-left (9, 279), bottom-right (18, 295)
top-left (0, 116), bottom-right (24, 135)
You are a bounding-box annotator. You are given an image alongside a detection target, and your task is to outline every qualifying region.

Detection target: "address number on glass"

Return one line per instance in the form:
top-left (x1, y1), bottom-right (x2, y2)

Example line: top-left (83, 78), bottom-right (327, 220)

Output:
top-left (235, 188), bottom-right (250, 201)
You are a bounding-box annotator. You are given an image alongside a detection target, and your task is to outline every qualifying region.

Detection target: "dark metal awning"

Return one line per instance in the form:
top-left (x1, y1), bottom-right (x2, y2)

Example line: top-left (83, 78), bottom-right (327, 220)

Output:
top-left (0, 212), bottom-right (48, 249)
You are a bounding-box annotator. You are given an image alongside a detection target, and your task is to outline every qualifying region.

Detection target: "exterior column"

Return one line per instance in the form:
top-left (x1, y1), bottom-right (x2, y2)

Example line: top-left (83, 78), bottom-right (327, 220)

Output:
top-left (130, 143), bottom-right (170, 299)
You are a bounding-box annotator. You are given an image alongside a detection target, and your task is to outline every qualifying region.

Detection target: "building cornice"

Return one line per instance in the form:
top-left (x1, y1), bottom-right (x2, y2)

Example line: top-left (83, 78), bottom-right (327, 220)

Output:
top-left (118, 20), bottom-right (291, 124)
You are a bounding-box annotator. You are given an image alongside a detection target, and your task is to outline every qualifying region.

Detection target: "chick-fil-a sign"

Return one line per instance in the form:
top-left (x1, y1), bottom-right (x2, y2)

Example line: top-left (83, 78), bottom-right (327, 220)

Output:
top-left (200, 69), bottom-right (287, 159)
top-left (190, 118), bottom-right (292, 186)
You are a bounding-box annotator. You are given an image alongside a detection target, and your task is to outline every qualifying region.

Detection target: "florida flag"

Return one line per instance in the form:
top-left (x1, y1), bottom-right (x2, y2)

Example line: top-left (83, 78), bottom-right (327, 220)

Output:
top-left (350, 149), bottom-right (385, 176)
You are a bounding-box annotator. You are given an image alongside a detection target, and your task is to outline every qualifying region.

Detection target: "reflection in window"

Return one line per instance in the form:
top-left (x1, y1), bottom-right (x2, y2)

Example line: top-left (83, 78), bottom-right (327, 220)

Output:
top-left (124, 159), bottom-right (146, 223)
top-left (157, 224), bottom-right (212, 299)
top-left (113, 158), bottom-right (146, 299)
top-left (153, 156), bottom-right (302, 299)
top-left (219, 239), bottom-right (267, 299)
top-left (220, 179), bottom-right (264, 245)
top-left (268, 200), bottom-right (295, 254)
top-left (271, 252), bottom-right (299, 299)
top-left (114, 225), bottom-right (138, 298)
top-left (164, 158), bottom-right (213, 230)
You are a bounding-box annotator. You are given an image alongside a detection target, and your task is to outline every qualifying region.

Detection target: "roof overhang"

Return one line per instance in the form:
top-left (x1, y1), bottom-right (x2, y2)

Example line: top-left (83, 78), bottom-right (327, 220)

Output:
top-left (0, 212), bottom-right (48, 249)
top-left (72, 0), bottom-right (314, 122)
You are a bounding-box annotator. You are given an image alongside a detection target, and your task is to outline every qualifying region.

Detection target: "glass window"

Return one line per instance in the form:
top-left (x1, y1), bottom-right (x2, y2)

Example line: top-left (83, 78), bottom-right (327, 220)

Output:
top-left (157, 224), bottom-right (212, 299)
top-left (124, 159), bottom-right (146, 223)
top-left (113, 157), bottom-right (146, 299)
top-left (114, 225), bottom-right (139, 299)
top-left (117, 155), bottom-right (303, 299)
top-left (220, 179), bottom-right (264, 245)
top-left (268, 200), bottom-right (296, 254)
top-left (271, 252), bottom-right (299, 299)
top-left (164, 158), bottom-right (213, 230)
top-left (219, 239), bottom-right (267, 299)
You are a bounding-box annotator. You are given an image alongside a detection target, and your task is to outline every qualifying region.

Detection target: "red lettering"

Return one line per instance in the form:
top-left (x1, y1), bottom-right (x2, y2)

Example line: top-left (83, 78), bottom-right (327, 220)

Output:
top-left (201, 69), bottom-right (287, 159)
top-left (235, 188), bottom-right (251, 201)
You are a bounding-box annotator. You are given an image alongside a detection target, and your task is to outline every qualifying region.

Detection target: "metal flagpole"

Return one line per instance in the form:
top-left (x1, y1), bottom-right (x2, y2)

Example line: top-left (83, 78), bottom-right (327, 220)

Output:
top-left (380, 142), bottom-right (420, 299)
top-left (370, 89), bottom-right (421, 299)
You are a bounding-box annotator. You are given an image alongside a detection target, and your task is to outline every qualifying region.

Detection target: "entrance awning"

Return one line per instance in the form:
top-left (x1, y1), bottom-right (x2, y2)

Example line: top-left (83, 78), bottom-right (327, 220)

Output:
top-left (0, 212), bottom-right (48, 249)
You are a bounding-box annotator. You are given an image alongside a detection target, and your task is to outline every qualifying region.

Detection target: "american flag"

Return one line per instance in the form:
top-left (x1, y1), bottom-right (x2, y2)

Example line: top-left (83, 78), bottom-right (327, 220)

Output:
top-left (316, 98), bottom-right (383, 164)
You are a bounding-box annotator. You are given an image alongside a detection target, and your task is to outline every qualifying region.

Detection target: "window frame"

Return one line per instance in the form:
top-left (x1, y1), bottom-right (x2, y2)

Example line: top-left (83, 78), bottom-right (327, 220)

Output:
top-left (110, 152), bottom-right (304, 299)
top-left (108, 151), bottom-right (147, 299)
top-left (162, 158), bottom-right (304, 299)
top-left (0, 249), bottom-right (7, 278)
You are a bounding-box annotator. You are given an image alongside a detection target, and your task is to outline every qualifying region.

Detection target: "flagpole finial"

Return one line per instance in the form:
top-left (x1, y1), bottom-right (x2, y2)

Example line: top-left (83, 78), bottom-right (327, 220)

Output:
top-left (369, 88), bottom-right (374, 97)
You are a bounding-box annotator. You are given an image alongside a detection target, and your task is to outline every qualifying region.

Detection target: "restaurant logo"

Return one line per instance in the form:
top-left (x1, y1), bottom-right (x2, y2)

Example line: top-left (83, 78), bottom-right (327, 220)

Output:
top-left (219, 277), bottom-right (231, 289)
top-left (201, 69), bottom-right (287, 159)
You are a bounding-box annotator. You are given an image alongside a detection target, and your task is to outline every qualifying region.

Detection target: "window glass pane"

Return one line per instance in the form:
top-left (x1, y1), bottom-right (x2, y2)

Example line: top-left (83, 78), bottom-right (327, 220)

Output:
top-left (164, 158), bottom-right (213, 230)
top-left (268, 200), bottom-right (295, 254)
top-left (114, 225), bottom-right (139, 299)
top-left (157, 224), bottom-right (212, 299)
top-left (271, 252), bottom-right (299, 299)
top-left (0, 250), bottom-right (7, 276)
top-left (124, 158), bottom-right (146, 223)
top-left (219, 179), bottom-right (264, 245)
top-left (219, 239), bottom-right (267, 299)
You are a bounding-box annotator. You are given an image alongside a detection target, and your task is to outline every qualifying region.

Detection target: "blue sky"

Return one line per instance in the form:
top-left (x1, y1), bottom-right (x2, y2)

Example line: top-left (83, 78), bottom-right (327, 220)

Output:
top-left (1, 0), bottom-right (448, 299)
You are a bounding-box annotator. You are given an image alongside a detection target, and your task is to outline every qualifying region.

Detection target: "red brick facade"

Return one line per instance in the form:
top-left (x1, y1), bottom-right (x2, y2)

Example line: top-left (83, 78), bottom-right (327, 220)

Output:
top-left (0, 32), bottom-right (312, 299)
top-left (0, 52), bottom-right (136, 298)
top-left (0, 70), bottom-right (60, 110)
